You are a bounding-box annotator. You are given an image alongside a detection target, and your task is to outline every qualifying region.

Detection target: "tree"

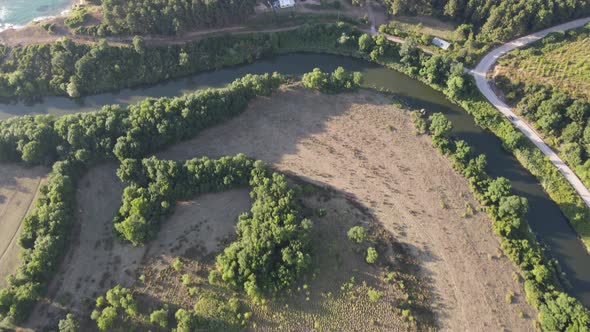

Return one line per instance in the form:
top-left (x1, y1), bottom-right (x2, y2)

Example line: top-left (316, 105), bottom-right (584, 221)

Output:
top-left (366, 247), bottom-right (378, 264)
top-left (58, 313), bottom-right (80, 332)
top-left (428, 113), bottom-right (452, 137)
top-left (150, 308), bottom-right (169, 328)
top-left (347, 226), bottom-right (367, 244)
top-left (485, 177), bottom-right (511, 204)
top-left (95, 307), bottom-right (117, 331)
top-left (175, 308), bottom-right (196, 332)
top-left (358, 33), bottom-right (374, 52)
top-left (498, 195), bottom-right (528, 219)
top-left (132, 36), bottom-right (145, 54)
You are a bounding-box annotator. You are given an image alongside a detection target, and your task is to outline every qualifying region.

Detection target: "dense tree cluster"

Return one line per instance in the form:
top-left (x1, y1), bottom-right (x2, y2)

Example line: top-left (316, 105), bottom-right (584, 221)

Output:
top-left (302, 67), bottom-right (362, 93)
top-left (115, 155), bottom-right (255, 245)
top-left (0, 159), bottom-right (82, 324)
top-left (0, 73), bottom-right (283, 165)
top-left (0, 74), bottom-right (282, 323)
top-left (379, 0), bottom-right (590, 43)
top-left (86, 0), bottom-right (256, 36)
top-left (212, 163), bottom-right (312, 299)
top-left (117, 155), bottom-right (312, 298)
top-left (420, 112), bottom-right (590, 331)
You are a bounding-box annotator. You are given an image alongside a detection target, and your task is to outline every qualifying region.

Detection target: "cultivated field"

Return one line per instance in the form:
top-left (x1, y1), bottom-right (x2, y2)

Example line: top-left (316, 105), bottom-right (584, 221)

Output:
top-left (22, 86), bottom-right (534, 330)
top-left (495, 32), bottom-right (590, 99)
top-left (0, 164), bottom-right (48, 288)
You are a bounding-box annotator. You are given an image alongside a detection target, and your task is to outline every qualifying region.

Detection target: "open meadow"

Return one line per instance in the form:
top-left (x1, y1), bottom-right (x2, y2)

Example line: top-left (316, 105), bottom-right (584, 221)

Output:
top-left (14, 85), bottom-right (536, 331)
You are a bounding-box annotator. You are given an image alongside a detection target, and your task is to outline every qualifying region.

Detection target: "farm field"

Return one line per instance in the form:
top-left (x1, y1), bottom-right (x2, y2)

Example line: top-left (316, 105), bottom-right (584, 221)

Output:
top-left (0, 164), bottom-right (48, 288)
top-left (17, 86), bottom-right (535, 330)
top-left (495, 30), bottom-right (590, 100)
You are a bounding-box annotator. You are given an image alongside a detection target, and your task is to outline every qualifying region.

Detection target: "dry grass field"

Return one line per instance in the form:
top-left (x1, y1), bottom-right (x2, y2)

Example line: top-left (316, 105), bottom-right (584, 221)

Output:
top-left (21, 86), bottom-right (534, 331)
top-left (0, 163), bottom-right (48, 288)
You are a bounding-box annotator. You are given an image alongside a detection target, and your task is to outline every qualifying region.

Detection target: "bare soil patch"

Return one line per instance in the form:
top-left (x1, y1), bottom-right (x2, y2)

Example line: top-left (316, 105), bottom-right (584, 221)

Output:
top-left (0, 163), bottom-right (48, 288)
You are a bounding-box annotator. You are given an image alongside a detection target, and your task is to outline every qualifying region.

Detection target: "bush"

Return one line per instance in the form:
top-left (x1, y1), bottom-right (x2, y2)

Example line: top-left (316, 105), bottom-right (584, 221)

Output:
top-left (150, 308), bottom-right (168, 328)
top-left (347, 226), bottom-right (367, 244)
top-left (58, 313), bottom-right (79, 332)
top-left (366, 247), bottom-right (378, 264)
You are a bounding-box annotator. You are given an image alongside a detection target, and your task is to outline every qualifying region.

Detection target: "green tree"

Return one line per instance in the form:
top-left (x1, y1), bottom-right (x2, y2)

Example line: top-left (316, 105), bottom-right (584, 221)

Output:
top-left (428, 113), bottom-right (452, 137)
top-left (358, 33), bottom-right (374, 52)
top-left (58, 313), bottom-right (80, 332)
top-left (366, 247), bottom-right (378, 264)
top-left (347, 226), bottom-right (367, 244)
top-left (150, 308), bottom-right (169, 328)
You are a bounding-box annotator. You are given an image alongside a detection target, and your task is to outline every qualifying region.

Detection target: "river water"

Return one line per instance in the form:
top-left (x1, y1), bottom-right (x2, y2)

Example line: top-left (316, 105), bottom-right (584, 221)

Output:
top-left (0, 0), bottom-right (72, 31)
top-left (1, 53), bottom-right (589, 305)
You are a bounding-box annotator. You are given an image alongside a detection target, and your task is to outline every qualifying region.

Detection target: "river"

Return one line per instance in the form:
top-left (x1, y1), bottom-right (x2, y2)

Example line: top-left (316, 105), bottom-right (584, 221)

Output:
top-left (1, 53), bottom-right (589, 306)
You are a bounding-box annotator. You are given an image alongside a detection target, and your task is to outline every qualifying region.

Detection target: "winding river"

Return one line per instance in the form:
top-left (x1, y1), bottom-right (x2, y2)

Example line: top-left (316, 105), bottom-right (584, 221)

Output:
top-left (2, 53), bottom-right (589, 306)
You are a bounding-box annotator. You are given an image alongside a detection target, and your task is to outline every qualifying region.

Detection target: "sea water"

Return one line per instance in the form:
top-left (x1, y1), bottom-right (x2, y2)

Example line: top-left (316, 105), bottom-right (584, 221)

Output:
top-left (0, 0), bottom-right (73, 31)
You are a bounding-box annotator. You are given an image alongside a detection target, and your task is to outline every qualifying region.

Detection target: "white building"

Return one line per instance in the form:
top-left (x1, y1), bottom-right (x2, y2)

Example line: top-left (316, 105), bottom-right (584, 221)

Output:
top-left (432, 37), bottom-right (451, 50)
top-left (279, 0), bottom-right (295, 8)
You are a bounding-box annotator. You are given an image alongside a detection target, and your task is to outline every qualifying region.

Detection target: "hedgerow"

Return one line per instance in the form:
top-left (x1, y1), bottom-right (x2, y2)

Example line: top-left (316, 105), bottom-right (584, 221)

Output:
top-left (418, 112), bottom-right (589, 331)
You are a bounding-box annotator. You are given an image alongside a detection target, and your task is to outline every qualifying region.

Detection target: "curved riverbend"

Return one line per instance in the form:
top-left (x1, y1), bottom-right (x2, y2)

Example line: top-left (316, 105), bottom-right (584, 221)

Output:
top-left (2, 53), bottom-right (590, 305)
top-left (472, 17), bottom-right (590, 210)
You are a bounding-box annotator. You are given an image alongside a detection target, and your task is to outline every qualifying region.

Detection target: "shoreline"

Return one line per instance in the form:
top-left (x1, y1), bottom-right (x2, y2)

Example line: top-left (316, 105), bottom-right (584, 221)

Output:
top-left (0, 0), bottom-right (79, 33)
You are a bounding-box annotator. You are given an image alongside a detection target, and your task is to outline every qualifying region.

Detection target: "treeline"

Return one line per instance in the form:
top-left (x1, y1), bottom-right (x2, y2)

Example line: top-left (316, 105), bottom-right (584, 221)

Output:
top-left (379, 0), bottom-right (590, 43)
top-left (417, 112), bottom-right (589, 331)
top-left (302, 66), bottom-right (362, 93)
top-left (0, 73), bottom-right (283, 323)
top-left (0, 33), bottom-right (277, 99)
top-left (86, 0), bottom-right (256, 36)
top-left (116, 155), bottom-right (312, 298)
top-left (0, 73), bottom-right (283, 165)
top-left (212, 164), bottom-right (312, 299)
top-left (0, 159), bottom-right (83, 324)
top-left (115, 155), bottom-right (255, 245)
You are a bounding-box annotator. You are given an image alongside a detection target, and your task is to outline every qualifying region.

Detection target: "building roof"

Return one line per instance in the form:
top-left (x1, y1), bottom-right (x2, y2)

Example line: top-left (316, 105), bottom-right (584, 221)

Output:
top-left (432, 37), bottom-right (451, 50)
top-left (279, 0), bottom-right (295, 8)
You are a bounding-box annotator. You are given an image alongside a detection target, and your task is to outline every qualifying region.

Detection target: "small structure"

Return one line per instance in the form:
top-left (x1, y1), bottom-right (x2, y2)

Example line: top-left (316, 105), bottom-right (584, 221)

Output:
top-left (432, 37), bottom-right (451, 50)
top-left (278, 0), bottom-right (295, 8)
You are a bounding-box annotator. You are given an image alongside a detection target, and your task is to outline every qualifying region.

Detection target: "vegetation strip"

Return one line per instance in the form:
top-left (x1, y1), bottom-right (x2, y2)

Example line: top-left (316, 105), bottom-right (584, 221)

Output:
top-left (415, 111), bottom-right (589, 330)
top-left (0, 73), bottom-right (284, 324)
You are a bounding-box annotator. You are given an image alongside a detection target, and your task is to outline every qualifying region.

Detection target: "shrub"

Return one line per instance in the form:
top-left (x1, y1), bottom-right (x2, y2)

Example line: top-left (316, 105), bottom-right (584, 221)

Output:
top-left (150, 308), bottom-right (169, 328)
top-left (366, 247), bottom-right (378, 264)
top-left (367, 288), bottom-right (383, 302)
top-left (347, 226), bottom-right (367, 244)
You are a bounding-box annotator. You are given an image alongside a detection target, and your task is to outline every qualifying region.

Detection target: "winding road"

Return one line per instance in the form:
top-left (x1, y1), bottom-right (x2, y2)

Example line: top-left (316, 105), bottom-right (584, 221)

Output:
top-left (471, 17), bottom-right (590, 209)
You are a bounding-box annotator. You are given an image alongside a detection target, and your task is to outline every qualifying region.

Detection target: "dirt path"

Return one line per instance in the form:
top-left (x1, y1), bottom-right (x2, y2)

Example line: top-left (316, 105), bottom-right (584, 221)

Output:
top-left (0, 163), bottom-right (48, 288)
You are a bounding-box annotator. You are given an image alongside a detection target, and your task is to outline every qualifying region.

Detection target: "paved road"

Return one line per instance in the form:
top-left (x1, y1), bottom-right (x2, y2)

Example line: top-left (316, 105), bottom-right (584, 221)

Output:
top-left (471, 17), bottom-right (590, 209)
